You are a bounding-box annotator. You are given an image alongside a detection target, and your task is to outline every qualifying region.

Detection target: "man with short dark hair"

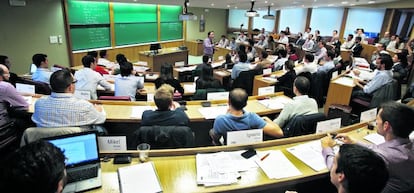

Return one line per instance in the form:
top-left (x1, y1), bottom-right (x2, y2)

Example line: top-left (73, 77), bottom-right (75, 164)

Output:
top-left (341, 34), bottom-right (355, 49)
top-left (141, 84), bottom-right (189, 126)
top-left (115, 61), bottom-right (144, 101)
top-left (231, 52), bottom-right (250, 79)
top-left (210, 88), bottom-right (280, 145)
top-left (326, 101), bottom-right (414, 193)
top-left (317, 50), bottom-right (335, 73)
top-left (74, 55), bottom-right (111, 100)
top-left (203, 31), bottom-right (215, 58)
top-left (0, 55), bottom-right (18, 85)
top-left (351, 36), bottom-right (363, 57)
top-left (193, 55), bottom-right (211, 77)
top-left (31, 53), bottom-right (52, 84)
top-left (270, 77), bottom-right (318, 134)
top-left (352, 53), bottom-right (393, 98)
top-left (295, 53), bottom-right (317, 75)
top-left (32, 69), bottom-right (106, 128)
top-left (97, 50), bottom-right (115, 69)
top-left (1, 140), bottom-right (67, 193)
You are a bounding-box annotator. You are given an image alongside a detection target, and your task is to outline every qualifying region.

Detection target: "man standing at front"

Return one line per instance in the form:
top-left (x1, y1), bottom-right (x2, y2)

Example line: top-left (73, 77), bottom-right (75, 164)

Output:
top-left (203, 31), bottom-right (215, 58)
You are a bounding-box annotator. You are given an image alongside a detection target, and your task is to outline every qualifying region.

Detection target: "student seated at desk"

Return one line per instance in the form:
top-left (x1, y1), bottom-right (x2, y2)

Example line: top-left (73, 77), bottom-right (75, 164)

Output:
top-left (33, 69), bottom-right (106, 129)
top-left (231, 52), bottom-right (250, 80)
top-left (31, 53), bottom-right (52, 84)
top-left (141, 84), bottom-right (189, 126)
top-left (221, 54), bottom-right (235, 69)
top-left (0, 55), bottom-right (18, 86)
top-left (273, 49), bottom-right (288, 71)
top-left (352, 53), bottom-right (393, 99)
top-left (295, 53), bottom-right (317, 75)
top-left (272, 77), bottom-right (318, 130)
top-left (252, 50), bottom-right (273, 71)
top-left (196, 65), bottom-right (222, 90)
top-left (1, 140), bottom-right (66, 193)
top-left (209, 88), bottom-right (279, 145)
top-left (275, 60), bottom-right (296, 97)
top-left (322, 101), bottom-right (414, 193)
top-left (74, 55), bottom-right (111, 100)
top-left (98, 50), bottom-right (116, 69)
top-left (87, 51), bottom-right (109, 75)
top-left (193, 55), bottom-right (211, 77)
top-left (317, 50), bottom-right (335, 73)
top-left (155, 63), bottom-right (184, 95)
top-left (115, 61), bottom-right (144, 101)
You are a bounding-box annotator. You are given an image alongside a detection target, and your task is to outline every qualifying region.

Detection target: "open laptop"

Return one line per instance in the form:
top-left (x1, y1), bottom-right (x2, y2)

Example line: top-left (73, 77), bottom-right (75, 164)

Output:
top-left (46, 131), bottom-right (102, 193)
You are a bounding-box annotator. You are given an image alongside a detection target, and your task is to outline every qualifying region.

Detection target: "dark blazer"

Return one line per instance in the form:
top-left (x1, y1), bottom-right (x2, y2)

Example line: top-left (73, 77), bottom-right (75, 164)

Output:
top-left (352, 43), bottom-right (363, 57)
top-left (275, 70), bottom-right (296, 98)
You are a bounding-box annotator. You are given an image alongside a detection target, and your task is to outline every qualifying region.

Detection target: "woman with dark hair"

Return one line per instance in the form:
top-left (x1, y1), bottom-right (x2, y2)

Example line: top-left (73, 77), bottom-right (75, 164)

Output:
top-left (196, 65), bottom-right (222, 90)
top-left (154, 63), bottom-right (184, 95)
top-left (275, 60), bottom-right (297, 97)
top-left (221, 54), bottom-right (234, 69)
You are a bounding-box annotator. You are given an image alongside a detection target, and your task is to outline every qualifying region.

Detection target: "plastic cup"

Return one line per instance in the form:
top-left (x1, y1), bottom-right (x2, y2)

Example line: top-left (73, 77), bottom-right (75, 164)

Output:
top-left (137, 143), bottom-right (150, 162)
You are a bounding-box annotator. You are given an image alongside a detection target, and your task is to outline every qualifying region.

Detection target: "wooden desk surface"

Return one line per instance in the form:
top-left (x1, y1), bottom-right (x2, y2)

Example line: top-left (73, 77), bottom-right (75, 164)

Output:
top-left (92, 122), bottom-right (372, 193)
top-left (29, 93), bottom-right (289, 123)
top-left (324, 74), bottom-right (355, 114)
top-left (252, 70), bottom-right (286, 96)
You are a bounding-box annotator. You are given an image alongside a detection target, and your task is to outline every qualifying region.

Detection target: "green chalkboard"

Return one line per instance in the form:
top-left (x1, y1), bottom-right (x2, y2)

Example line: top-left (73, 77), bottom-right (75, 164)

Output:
top-left (160, 5), bottom-right (182, 22)
top-left (113, 3), bottom-right (157, 23)
top-left (70, 27), bottom-right (111, 50)
top-left (67, 0), bottom-right (110, 24)
top-left (161, 22), bottom-right (183, 41)
top-left (115, 23), bottom-right (158, 46)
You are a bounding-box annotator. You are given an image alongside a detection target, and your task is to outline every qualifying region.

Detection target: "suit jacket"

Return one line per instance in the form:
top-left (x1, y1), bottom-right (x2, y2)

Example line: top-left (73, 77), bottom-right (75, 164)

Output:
top-left (352, 43), bottom-right (363, 57)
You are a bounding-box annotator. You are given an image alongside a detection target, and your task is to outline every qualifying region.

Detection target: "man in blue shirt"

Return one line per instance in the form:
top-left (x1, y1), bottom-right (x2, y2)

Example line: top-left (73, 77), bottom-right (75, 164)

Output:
top-left (31, 53), bottom-right (52, 84)
top-left (209, 88), bottom-right (280, 145)
top-left (231, 53), bottom-right (250, 80)
top-left (352, 53), bottom-right (393, 98)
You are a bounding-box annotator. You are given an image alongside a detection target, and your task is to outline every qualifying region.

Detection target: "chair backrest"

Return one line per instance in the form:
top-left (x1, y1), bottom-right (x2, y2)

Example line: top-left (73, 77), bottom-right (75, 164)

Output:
top-left (192, 88), bottom-right (226, 100)
top-left (232, 70), bottom-right (256, 96)
top-left (0, 122), bottom-right (18, 154)
top-left (130, 126), bottom-right (195, 149)
top-left (98, 96), bottom-right (131, 101)
top-left (15, 78), bottom-right (51, 95)
top-left (20, 127), bottom-right (86, 147)
top-left (283, 113), bottom-right (326, 137)
top-left (369, 79), bottom-right (398, 108)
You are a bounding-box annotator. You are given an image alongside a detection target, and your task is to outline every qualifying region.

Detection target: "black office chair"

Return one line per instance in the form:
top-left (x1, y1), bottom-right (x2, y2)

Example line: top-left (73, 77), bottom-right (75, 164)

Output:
top-left (129, 126), bottom-right (195, 149)
top-left (282, 113), bottom-right (326, 138)
top-left (232, 70), bottom-right (257, 96)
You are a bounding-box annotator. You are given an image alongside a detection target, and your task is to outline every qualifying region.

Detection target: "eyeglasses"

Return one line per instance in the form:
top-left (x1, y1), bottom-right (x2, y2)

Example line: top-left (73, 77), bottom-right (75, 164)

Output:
top-left (72, 79), bottom-right (78, 84)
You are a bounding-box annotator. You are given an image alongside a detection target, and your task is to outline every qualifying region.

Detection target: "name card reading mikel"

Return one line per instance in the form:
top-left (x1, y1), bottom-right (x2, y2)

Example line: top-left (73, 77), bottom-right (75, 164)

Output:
top-left (98, 136), bottom-right (127, 151)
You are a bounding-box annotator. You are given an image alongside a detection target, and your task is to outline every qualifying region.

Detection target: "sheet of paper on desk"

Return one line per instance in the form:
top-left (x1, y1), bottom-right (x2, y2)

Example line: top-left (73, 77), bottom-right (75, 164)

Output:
top-left (258, 97), bottom-right (292, 110)
top-left (133, 66), bottom-right (149, 72)
top-left (262, 77), bottom-right (278, 83)
top-left (333, 76), bottom-right (354, 87)
top-left (255, 150), bottom-right (302, 179)
top-left (214, 70), bottom-right (229, 76)
top-left (130, 106), bottom-right (155, 118)
top-left (133, 61), bottom-right (148, 66)
top-left (364, 133), bottom-right (385, 145)
top-left (198, 106), bottom-right (228, 119)
top-left (354, 57), bottom-right (369, 67)
top-left (118, 162), bottom-right (162, 193)
top-left (211, 61), bottom-right (222, 68)
top-left (175, 66), bottom-right (196, 72)
top-left (287, 140), bottom-right (327, 171)
top-left (196, 151), bottom-right (256, 187)
top-left (184, 83), bottom-right (196, 93)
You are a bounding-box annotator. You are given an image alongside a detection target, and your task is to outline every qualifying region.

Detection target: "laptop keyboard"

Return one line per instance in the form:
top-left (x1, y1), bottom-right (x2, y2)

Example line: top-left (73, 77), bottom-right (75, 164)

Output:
top-left (67, 166), bottom-right (98, 183)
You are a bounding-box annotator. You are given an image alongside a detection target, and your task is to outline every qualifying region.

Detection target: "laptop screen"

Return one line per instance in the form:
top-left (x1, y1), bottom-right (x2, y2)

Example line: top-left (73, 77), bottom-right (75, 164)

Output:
top-left (47, 132), bottom-right (99, 167)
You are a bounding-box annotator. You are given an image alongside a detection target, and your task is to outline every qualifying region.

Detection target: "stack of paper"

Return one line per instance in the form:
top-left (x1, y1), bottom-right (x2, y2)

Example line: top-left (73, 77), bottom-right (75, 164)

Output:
top-left (198, 106), bottom-right (228, 119)
top-left (286, 140), bottom-right (328, 171)
top-left (364, 133), bottom-right (385, 145)
top-left (118, 162), bottom-right (162, 193)
top-left (255, 150), bottom-right (302, 179)
top-left (196, 151), bottom-right (257, 187)
top-left (258, 97), bottom-right (292, 110)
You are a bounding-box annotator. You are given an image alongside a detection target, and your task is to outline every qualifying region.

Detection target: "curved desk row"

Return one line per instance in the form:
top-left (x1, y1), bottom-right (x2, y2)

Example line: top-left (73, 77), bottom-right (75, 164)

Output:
top-left (93, 122), bottom-right (372, 193)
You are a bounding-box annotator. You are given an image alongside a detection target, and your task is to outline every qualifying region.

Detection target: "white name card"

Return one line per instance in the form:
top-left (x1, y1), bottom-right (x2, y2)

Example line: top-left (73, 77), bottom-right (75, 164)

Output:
top-left (316, 118), bottom-right (341, 133)
top-left (16, 83), bottom-right (35, 94)
top-left (147, 93), bottom-right (154, 102)
top-left (74, 90), bottom-right (91, 100)
top-left (207, 91), bottom-right (229, 101)
top-left (97, 136), bottom-right (127, 151)
top-left (218, 56), bottom-right (224, 61)
top-left (258, 86), bottom-right (275, 96)
top-left (360, 108), bottom-right (377, 122)
top-left (175, 61), bottom-right (185, 67)
top-left (227, 129), bottom-right (263, 145)
top-left (331, 71), bottom-right (338, 80)
top-left (263, 68), bottom-right (272, 76)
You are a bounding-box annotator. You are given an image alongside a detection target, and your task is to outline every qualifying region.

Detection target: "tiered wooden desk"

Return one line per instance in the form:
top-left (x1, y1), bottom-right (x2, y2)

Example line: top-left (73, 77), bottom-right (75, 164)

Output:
top-left (324, 75), bottom-right (355, 114)
top-left (138, 47), bottom-right (189, 72)
top-left (93, 122), bottom-right (371, 193)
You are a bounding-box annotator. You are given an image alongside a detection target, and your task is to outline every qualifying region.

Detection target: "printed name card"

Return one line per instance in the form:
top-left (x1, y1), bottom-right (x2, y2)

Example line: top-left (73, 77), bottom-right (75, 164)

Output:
top-left (258, 86), bottom-right (275, 96)
top-left (316, 118), bottom-right (341, 133)
top-left (97, 136), bottom-right (127, 151)
top-left (263, 68), bottom-right (272, 76)
top-left (175, 61), bottom-right (185, 67)
top-left (16, 83), bottom-right (35, 94)
top-left (360, 108), bottom-right (377, 122)
top-left (227, 129), bottom-right (263, 145)
top-left (207, 91), bottom-right (229, 101)
top-left (147, 93), bottom-right (154, 102)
